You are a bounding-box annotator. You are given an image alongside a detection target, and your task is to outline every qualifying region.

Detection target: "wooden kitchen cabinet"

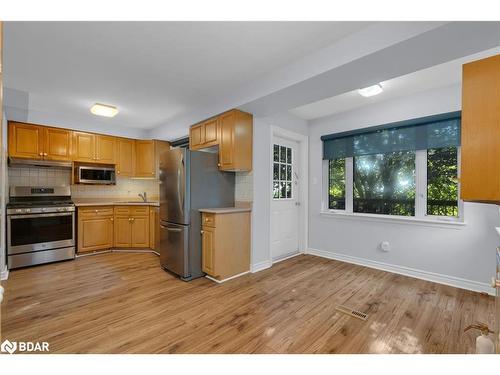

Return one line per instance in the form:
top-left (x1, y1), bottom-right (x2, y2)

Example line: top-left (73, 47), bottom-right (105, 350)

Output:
top-left (135, 139), bottom-right (170, 178)
top-left (188, 109), bottom-right (253, 171)
top-left (43, 127), bottom-right (72, 161)
top-left (8, 122), bottom-right (72, 161)
top-left (77, 206), bottom-right (114, 253)
top-left (200, 210), bottom-right (250, 281)
top-left (72, 131), bottom-right (96, 163)
top-left (113, 206), bottom-right (150, 248)
top-left (8, 122), bottom-right (44, 159)
top-left (149, 206), bottom-right (159, 251)
top-left (461, 54), bottom-right (500, 202)
top-left (96, 134), bottom-right (116, 164)
top-left (189, 117), bottom-right (219, 150)
top-left (116, 137), bottom-right (135, 176)
top-left (135, 140), bottom-right (155, 177)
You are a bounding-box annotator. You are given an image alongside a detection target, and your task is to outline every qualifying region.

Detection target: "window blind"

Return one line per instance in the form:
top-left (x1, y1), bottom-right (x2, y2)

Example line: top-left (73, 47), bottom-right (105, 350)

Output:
top-left (321, 111), bottom-right (461, 160)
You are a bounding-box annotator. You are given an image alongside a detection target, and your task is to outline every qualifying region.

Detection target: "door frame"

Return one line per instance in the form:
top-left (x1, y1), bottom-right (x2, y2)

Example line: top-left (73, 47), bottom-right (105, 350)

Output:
top-left (269, 126), bottom-right (308, 263)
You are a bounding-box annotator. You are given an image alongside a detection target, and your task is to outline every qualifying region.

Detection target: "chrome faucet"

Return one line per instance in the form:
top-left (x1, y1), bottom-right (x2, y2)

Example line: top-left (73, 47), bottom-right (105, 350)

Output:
top-left (138, 192), bottom-right (147, 202)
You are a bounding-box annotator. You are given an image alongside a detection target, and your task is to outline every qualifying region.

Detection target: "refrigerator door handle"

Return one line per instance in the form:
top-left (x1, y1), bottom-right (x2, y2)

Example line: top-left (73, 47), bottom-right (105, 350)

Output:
top-left (160, 224), bottom-right (183, 232)
top-left (178, 155), bottom-right (185, 218)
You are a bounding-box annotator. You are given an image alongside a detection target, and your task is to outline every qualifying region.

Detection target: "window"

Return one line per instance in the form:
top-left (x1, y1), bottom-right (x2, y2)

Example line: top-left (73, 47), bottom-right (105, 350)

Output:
top-left (328, 158), bottom-right (345, 209)
top-left (353, 151), bottom-right (415, 216)
top-left (273, 144), bottom-right (292, 199)
top-left (427, 147), bottom-right (458, 217)
top-left (323, 112), bottom-right (462, 221)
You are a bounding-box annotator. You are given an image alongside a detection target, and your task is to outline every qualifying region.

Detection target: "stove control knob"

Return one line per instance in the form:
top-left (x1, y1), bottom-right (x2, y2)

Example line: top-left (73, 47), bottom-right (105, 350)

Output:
top-left (41, 208), bottom-right (46, 212)
top-left (15, 209), bottom-right (22, 213)
top-left (26, 209), bottom-right (31, 213)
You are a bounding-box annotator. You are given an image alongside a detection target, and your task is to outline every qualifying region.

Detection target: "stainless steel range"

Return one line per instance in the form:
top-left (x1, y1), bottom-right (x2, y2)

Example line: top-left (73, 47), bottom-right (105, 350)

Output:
top-left (6, 186), bottom-right (75, 269)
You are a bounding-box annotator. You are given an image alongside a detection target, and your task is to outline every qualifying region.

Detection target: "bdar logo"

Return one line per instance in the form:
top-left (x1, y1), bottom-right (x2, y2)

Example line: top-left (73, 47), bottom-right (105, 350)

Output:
top-left (1, 339), bottom-right (17, 354)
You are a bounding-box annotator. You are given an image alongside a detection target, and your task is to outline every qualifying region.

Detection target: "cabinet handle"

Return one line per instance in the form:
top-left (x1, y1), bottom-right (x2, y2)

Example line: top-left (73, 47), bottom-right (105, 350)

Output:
top-left (43, 152), bottom-right (48, 156)
top-left (39, 152), bottom-right (43, 156)
top-left (95, 210), bottom-right (99, 213)
top-left (110, 218), bottom-right (114, 221)
top-left (117, 170), bottom-right (120, 174)
top-left (217, 163), bottom-right (221, 167)
top-left (200, 230), bottom-right (204, 234)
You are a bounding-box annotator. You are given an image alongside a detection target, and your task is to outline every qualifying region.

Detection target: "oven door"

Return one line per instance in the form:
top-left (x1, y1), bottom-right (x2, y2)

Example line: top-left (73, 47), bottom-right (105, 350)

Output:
top-left (7, 212), bottom-right (75, 255)
top-left (77, 166), bottom-right (116, 185)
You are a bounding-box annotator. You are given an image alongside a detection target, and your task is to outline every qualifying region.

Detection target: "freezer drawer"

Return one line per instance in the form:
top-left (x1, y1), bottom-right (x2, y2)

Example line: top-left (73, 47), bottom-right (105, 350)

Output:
top-left (160, 222), bottom-right (189, 278)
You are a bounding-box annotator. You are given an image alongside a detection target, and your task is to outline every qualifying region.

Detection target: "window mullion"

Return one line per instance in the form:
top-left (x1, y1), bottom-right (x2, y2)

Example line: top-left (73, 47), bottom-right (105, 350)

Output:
top-left (346, 157), bottom-right (354, 213)
top-left (415, 150), bottom-right (427, 219)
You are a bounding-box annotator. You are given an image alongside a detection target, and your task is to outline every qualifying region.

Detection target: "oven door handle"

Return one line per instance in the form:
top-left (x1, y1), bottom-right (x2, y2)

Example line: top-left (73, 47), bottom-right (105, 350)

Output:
top-left (9, 212), bottom-right (74, 219)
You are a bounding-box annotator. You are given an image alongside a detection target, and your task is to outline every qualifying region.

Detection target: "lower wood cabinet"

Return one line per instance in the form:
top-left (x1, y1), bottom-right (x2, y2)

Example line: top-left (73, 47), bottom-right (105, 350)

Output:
top-left (113, 206), bottom-right (150, 248)
top-left (77, 206), bottom-right (114, 253)
top-left (149, 206), bottom-right (159, 251)
top-left (77, 205), bottom-right (152, 253)
top-left (200, 210), bottom-right (250, 281)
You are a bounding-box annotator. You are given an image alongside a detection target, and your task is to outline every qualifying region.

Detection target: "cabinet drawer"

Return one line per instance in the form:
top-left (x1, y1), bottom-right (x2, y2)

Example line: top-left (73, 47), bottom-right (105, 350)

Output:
top-left (79, 206), bottom-right (114, 218)
top-left (114, 206), bottom-right (131, 216)
top-left (131, 206), bottom-right (149, 216)
top-left (202, 213), bottom-right (216, 227)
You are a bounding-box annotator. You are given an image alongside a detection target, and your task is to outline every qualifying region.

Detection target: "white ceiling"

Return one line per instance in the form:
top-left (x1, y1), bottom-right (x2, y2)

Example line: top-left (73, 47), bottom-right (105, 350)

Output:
top-left (3, 21), bottom-right (370, 135)
top-left (289, 46), bottom-right (500, 120)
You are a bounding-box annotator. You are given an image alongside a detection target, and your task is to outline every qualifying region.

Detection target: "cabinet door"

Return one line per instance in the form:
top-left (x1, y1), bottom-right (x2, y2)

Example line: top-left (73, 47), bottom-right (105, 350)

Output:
top-left (135, 140), bottom-right (155, 177)
top-left (96, 135), bottom-right (116, 164)
top-left (149, 207), bottom-right (156, 250)
top-left (461, 54), bottom-right (500, 202)
top-left (114, 216), bottom-right (132, 247)
top-left (201, 226), bottom-right (215, 276)
top-left (131, 215), bottom-right (150, 248)
top-left (116, 138), bottom-right (135, 176)
top-left (44, 127), bottom-right (72, 161)
top-left (203, 118), bottom-right (219, 147)
top-left (218, 111), bottom-right (235, 169)
top-left (78, 216), bottom-right (114, 253)
top-left (73, 131), bottom-right (96, 162)
top-left (189, 124), bottom-right (204, 150)
top-left (8, 122), bottom-right (43, 159)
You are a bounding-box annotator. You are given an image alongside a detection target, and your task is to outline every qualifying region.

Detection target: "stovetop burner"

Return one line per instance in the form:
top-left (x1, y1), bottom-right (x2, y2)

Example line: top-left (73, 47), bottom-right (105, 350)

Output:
top-left (7, 186), bottom-right (74, 214)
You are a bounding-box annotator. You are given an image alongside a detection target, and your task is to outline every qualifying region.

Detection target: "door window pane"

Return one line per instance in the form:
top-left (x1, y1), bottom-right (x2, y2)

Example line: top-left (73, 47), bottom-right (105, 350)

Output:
top-left (273, 144), bottom-right (293, 199)
top-left (353, 151), bottom-right (415, 216)
top-left (427, 147), bottom-right (458, 216)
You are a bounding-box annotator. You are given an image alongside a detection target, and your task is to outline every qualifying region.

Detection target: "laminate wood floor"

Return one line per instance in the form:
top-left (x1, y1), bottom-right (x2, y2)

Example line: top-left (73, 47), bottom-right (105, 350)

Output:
top-left (1, 252), bottom-right (494, 354)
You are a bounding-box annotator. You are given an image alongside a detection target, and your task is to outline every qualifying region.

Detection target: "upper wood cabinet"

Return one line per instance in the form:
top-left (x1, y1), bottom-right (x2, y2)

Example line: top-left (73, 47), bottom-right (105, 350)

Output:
top-left (73, 132), bottom-right (116, 164)
top-left (96, 135), bottom-right (116, 164)
top-left (44, 127), bottom-right (72, 161)
top-left (461, 54), bottom-right (500, 202)
top-left (135, 140), bottom-right (155, 177)
top-left (9, 122), bottom-right (72, 161)
top-left (189, 117), bottom-right (219, 150)
top-left (8, 122), bottom-right (43, 159)
top-left (189, 109), bottom-right (252, 171)
top-left (135, 139), bottom-right (170, 178)
top-left (72, 131), bottom-right (96, 163)
top-left (116, 137), bottom-right (135, 176)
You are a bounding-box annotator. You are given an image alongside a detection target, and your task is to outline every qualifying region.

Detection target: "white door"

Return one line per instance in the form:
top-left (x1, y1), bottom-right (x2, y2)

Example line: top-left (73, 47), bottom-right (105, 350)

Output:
top-left (271, 137), bottom-right (300, 261)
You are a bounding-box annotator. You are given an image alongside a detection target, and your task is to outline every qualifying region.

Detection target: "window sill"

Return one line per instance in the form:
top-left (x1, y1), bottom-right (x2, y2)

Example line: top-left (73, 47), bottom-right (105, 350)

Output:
top-left (319, 210), bottom-right (466, 229)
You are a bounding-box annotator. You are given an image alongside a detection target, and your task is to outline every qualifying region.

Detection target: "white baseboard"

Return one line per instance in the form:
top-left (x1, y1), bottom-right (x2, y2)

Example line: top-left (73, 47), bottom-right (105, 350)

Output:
top-left (251, 259), bottom-right (272, 273)
top-left (306, 247), bottom-right (495, 296)
top-left (0, 268), bottom-right (9, 281)
top-left (272, 252), bottom-right (301, 264)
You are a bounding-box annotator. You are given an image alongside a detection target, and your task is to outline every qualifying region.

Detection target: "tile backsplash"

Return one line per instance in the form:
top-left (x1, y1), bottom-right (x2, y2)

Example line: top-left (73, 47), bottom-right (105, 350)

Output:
top-left (8, 167), bottom-right (159, 199)
top-left (8, 166), bottom-right (251, 203)
top-left (235, 171), bottom-right (253, 202)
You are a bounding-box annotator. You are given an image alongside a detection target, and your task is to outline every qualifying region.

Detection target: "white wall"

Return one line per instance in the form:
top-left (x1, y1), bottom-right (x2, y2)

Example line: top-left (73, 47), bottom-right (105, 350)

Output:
top-left (308, 84), bottom-right (500, 292)
top-left (251, 112), bottom-right (308, 269)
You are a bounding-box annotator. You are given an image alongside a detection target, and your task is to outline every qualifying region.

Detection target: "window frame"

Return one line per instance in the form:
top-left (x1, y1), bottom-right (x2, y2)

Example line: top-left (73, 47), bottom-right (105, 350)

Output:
top-left (322, 147), bottom-right (463, 224)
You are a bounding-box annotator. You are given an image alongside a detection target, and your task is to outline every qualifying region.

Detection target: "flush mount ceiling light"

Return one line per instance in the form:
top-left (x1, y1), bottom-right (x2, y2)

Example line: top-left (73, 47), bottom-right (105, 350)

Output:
top-left (358, 84), bottom-right (383, 97)
top-left (90, 103), bottom-right (118, 117)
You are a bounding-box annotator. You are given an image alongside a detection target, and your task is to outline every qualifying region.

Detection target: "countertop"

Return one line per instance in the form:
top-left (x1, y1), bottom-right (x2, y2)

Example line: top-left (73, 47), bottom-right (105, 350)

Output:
top-left (73, 198), bottom-right (159, 207)
top-left (198, 207), bottom-right (252, 214)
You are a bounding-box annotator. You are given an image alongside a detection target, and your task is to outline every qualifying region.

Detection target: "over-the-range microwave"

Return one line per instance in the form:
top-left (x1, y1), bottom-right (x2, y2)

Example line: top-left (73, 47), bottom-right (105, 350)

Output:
top-left (75, 165), bottom-right (116, 185)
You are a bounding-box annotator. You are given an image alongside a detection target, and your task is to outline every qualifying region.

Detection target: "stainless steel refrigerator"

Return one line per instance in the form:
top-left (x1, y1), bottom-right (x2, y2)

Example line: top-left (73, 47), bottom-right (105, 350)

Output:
top-left (159, 148), bottom-right (235, 280)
